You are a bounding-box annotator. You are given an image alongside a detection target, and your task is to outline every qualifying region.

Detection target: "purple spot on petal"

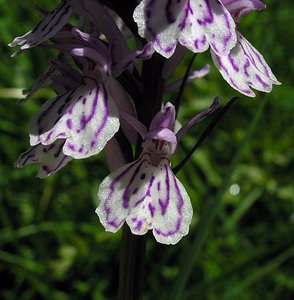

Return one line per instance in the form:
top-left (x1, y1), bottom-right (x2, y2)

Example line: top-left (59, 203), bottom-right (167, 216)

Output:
top-left (135, 220), bottom-right (142, 231)
top-left (68, 143), bottom-right (76, 151)
top-left (157, 181), bottom-right (161, 191)
top-left (148, 203), bottom-right (155, 218)
top-left (66, 119), bottom-right (72, 129)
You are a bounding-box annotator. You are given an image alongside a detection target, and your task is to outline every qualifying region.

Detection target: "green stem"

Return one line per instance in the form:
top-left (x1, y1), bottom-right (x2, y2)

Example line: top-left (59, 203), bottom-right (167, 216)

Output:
top-left (169, 96), bottom-right (269, 299)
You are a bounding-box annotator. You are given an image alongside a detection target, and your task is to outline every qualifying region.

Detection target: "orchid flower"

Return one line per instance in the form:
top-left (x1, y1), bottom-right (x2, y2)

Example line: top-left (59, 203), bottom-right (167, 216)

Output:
top-left (96, 98), bottom-right (220, 244)
top-left (16, 25), bottom-right (153, 178)
top-left (211, 0), bottom-right (281, 96)
top-left (133, 0), bottom-right (280, 97)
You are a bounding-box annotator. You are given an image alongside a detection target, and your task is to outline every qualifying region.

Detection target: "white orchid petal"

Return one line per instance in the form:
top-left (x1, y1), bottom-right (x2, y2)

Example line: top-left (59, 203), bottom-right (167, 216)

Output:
top-left (151, 159), bottom-right (193, 245)
top-left (15, 140), bottom-right (72, 178)
top-left (211, 32), bottom-right (280, 97)
top-left (104, 138), bottom-right (127, 172)
top-left (133, 0), bottom-right (237, 58)
top-left (9, 0), bottom-right (72, 50)
top-left (107, 79), bottom-right (138, 144)
top-left (96, 153), bottom-right (192, 244)
top-left (29, 77), bottom-right (120, 159)
top-left (96, 154), bottom-right (153, 233)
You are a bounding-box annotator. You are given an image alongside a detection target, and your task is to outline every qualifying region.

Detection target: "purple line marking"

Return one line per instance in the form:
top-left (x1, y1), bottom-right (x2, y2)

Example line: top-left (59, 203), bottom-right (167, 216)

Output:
top-left (104, 159), bottom-right (149, 228)
top-left (159, 164), bottom-right (170, 215)
top-left (134, 175), bottom-right (155, 208)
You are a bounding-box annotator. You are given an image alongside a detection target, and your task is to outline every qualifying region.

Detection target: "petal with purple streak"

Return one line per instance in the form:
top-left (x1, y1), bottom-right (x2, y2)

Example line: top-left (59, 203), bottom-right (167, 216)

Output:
top-left (96, 153), bottom-right (154, 233)
top-left (133, 0), bottom-right (236, 58)
top-left (211, 32), bottom-right (280, 97)
top-left (9, 0), bottom-right (72, 50)
top-left (150, 159), bottom-right (192, 245)
top-left (29, 76), bottom-right (120, 159)
top-left (221, 0), bottom-right (266, 20)
top-left (15, 140), bottom-right (72, 178)
top-left (96, 153), bottom-right (192, 244)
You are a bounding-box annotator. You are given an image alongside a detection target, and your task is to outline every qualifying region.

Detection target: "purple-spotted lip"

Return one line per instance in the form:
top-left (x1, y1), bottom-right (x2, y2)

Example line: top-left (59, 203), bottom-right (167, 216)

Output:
top-left (96, 148), bottom-right (192, 244)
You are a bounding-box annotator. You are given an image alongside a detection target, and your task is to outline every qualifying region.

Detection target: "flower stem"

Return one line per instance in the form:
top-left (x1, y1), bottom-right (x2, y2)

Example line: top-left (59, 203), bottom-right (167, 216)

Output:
top-left (119, 225), bottom-right (146, 300)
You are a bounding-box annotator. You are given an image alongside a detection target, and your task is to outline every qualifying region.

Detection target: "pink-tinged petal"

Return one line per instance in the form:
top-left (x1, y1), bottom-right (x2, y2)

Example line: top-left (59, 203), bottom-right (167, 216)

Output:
top-left (112, 43), bottom-right (155, 77)
top-left (211, 32), bottom-right (280, 97)
top-left (176, 96), bottom-right (220, 140)
top-left (71, 0), bottom-right (129, 64)
top-left (71, 28), bottom-right (109, 58)
top-left (107, 79), bottom-right (138, 144)
top-left (120, 112), bottom-right (148, 139)
top-left (165, 64), bottom-right (210, 93)
top-left (133, 0), bottom-right (236, 58)
top-left (71, 47), bottom-right (110, 75)
top-left (29, 77), bottom-right (120, 159)
top-left (151, 159), bottom-right (193, 244)
top-left (15, 140), bottom-right (72, 178)
top-left (149, 102), bottom-right (176, 131)
top-left (222, 0), bottom-right (266, 20)
top-left (104, 138), bottom-right (127, 172)
top-left (9, 0), bottom-right (72, 50)
top-left (96, 154), bottom-right (154, 233)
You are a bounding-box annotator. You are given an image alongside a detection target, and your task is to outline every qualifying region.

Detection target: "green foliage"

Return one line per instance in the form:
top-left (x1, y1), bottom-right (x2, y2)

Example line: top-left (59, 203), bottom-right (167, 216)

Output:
top-left (0, 1), bottom-right (293, 299)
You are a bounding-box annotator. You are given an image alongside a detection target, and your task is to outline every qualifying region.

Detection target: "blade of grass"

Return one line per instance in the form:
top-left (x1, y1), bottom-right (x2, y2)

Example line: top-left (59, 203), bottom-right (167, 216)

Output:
top-left (0, 222), bottom-right (74, 244)
top-left (221, 246), bottom-right (294, 299)
top-left (0, 250), bottom-right (45, 273)
top-left (223, 187), bottom-right (263, 231)
top-left (169, 95), bottom-right (269, 300)
top-left (184, 235), bottom-right (294, 299)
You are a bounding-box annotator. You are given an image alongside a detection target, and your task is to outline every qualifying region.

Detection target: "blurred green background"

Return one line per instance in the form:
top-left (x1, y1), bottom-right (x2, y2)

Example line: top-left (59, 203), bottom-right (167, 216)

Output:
top-left (0, 1), bottom-right (293, 299)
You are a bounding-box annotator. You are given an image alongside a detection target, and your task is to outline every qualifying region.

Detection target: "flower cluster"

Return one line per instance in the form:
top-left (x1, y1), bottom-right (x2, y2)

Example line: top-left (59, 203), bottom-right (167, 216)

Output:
top-left (10, 0), bottom-right (279, 244)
